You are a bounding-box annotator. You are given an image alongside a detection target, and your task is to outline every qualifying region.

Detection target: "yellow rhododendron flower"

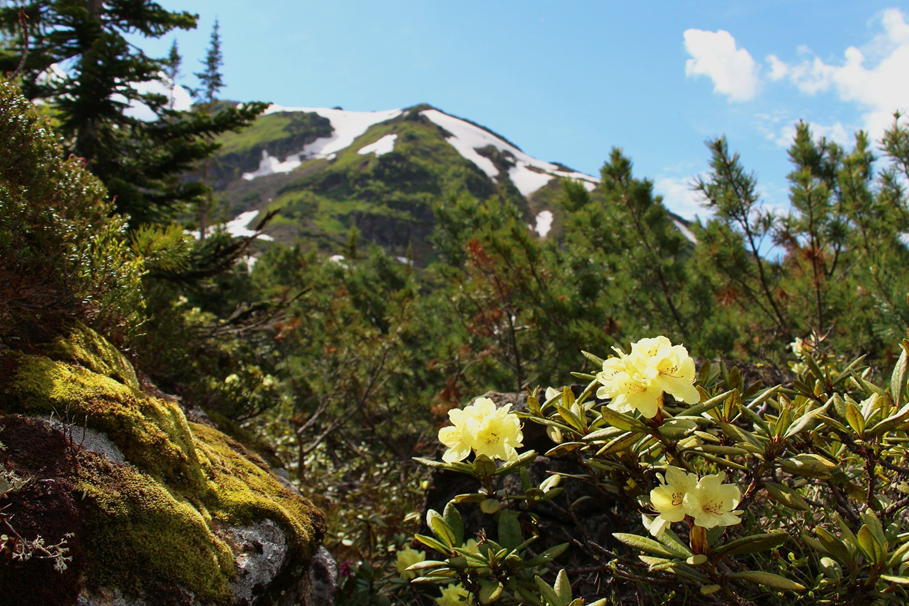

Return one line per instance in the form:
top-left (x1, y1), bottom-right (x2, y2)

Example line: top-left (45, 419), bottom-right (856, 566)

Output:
top-left (684, 471), bottom-right (743, 529)
top-left (436, 583), bottom-right (471, 605)
top-left (395, 547), bottom-right (426, 580)
top-left (649, 466), bottom-right (698, 536)
top-left (642, 341), bottom-right (700, 405)
top-left (438, 397), bottom-right (523, 463)
top-left (595, 336), bottom-right (699, 418)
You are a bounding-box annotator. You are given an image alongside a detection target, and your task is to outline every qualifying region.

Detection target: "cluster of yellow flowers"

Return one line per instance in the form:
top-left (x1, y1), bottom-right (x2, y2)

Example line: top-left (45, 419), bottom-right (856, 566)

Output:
top-left (438, 397), bottom-right (524, 463)
top-left (648, 466), bottom-right (742, 537)
top-left (596, 336), bottom-right (700, 418)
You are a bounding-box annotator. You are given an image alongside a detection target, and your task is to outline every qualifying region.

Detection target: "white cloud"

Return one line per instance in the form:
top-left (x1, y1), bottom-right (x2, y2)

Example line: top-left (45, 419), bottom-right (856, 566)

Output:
top-left (684, 29), bottom-right (761, 102)
top-left (654, 176), bottom-right (708, 221)
top-left (765, 8), bottom-right (909, 139)
top-left (763, 119), bottom-right (852, 149)
top-left (766, 55), bottom-right (790, 81)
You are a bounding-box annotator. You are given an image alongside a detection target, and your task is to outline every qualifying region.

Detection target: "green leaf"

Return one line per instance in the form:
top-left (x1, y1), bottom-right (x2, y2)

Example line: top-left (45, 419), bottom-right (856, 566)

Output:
top-left (412, 457), bottom-right (473, 473)
top-left (815, 527), bottom-right (853, 564)
top-left (846, 400), bottom-right (866, 435)
top-left (427, 510), bottom-right (456, 548)
top-left (443, 502), bottom-right (464, 547)
top-left (802, 353), bottom-right (827, 385)
top-left (697, 358), bottom-right (712, 386)
top-left (764, 482), bottom-right (811, 511)
top-left (689, 451), bottom-right (750, 471)
top-left (685, 389), bottom-right (732, 417)
top-left (784, 404), bottom-right (829, 440)
top-left (700, 585), bottom-right (722, 595)
top-left (686, 554), bottom-right (708, 565)
top-left (599, 406), bottom-right (645, 432)
top-left (495, 449), bottom-right (537, 476)
top-left (862, 510), bottom-right (888, 549)
top-left (582, 426), bottom-right (626, 442)
top-left (534, 576), bottom-right (562, 606)
top-left (694, 444), bottom-right (752, 457)
top-left (598, 431), bottom-right (643, 456)
top-left (473, 455), bottom-right (497, 478)
top-left (729, 570), bottom-right (806, 591)
top-left (655, 528), bottom-right (693, 558)
top-left (739, 402), bottom-right (771, 435)
top-left (892, 341), bottom-right (909, 407)
top-left (523, 543), bottom-right (569, 568)
top-left (544, 442), bottom-right (584, 457)
top-left (581, 350), bottom-right (606, 367)
top-left (881, 574), bottom-right (909, 585)
top-left (478, 579), bottom-right (504, 604)
top-left (415, 533), bottom-right (453, 555)
top-left (405, 559), bottom-right (448, 572)
top-left (515, 585), bottom-right (545, 606)
top-left (498, 509), bottom-right (522, 551)
top-left (452, 492), bottom-right (486, 504)
top-left (613, 533), bottom-right (676, 557)
top-left (858, 525), bottom-right (886, 565)
top-left (868, 402), bottom-right (909, 436)
top-left (819, 414), bottom-right (850, 433)
top-left (779, 453), bottom-right (838, 479)
top-left (888, 540), bottom-right (909, 568)
top-left (715, 532), bottom-right (789, 557)
top-left (554, 569), bottom-right (572, 603)
top-left (657, 418), bottom-right (698, 440)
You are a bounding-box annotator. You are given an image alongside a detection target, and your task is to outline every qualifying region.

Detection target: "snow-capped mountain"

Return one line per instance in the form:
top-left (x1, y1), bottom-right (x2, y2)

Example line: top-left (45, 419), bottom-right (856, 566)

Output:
top-left (208, 103), bottom-right (607, 264)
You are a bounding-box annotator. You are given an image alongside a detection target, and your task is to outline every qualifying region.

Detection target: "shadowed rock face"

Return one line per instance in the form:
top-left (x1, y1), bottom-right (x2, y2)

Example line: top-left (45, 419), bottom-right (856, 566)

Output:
top-left (0, 322), bottom-right (332, 606)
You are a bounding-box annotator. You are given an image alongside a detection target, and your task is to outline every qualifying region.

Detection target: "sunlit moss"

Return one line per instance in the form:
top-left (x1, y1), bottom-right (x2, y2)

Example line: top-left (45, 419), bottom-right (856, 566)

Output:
top-left (0, 325), bottom-right (324, 600)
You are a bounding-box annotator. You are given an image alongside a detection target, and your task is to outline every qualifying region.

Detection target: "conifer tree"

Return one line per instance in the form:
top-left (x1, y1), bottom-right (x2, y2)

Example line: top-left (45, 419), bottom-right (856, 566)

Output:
top-left (193, 19), bottom-right (224, 239)
top-left (195, 19), bottom-right (224, 105)
top-left (0, 2), bottom-right (266, 226)
top-left (165, 39), bottom-right (181, 109)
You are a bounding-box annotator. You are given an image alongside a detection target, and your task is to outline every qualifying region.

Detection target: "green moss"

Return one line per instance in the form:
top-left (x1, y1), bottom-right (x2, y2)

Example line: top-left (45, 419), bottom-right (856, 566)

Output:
top-left (2, 351), bottom-right (205, 490)
top-left (192, 423), bottom-right (323, 559)
top-left (0, 324), bottom-right (325, 601)
top-left (42, 320), bottom-right (140, 390)
top-left (76, 456), bottom-right (236, 604)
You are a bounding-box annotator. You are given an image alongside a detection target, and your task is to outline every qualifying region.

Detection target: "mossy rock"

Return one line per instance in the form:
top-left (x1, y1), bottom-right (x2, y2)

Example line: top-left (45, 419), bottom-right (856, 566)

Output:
top-left (0, 324), bottom-right (326, 604)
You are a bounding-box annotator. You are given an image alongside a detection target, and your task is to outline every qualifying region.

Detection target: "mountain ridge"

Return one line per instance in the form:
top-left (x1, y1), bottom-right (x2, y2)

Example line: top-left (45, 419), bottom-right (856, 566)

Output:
top-left (207, 102), bottom-right (603, 265)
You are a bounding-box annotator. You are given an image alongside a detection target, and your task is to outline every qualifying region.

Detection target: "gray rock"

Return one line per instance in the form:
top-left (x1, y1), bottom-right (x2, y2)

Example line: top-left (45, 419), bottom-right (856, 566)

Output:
top-left (221, 518), bottom-right (289, 605)
top-left (40, 416), bottom-right (126, 465)
top-left (303, 546), bottom-right (338, 605)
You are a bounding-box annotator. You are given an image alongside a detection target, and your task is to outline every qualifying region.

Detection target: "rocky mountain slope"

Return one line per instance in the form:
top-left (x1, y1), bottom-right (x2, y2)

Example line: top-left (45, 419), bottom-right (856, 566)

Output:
top-left (207, 103), bottom-right (600, 265)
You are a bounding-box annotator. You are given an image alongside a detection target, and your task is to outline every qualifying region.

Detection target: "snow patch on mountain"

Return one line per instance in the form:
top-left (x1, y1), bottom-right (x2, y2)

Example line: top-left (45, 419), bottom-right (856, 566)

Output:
top-left (189, 210), bottom-right (274, 241)
top-left (358, 134), bottom-right (398, 156)
top-left (509, 166), bottom-right (554, 197)
top-left (243, 106), bottom-right (402, 180)
top-left (534, 210), bottom-right (554, 238)
top-left (420, 109), bottom-right (598, 196)
top-left (243, 150), bottom-right (303, 180)
top-left (672, 218), bottom-right (698, 245)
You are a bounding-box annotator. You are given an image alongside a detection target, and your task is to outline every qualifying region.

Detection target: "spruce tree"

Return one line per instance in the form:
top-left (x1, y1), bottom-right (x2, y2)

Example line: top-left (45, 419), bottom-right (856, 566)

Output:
top-left (0, 1), bottom-right (266, 226)
top-left (165, 39), bottom-right (181, 109)
top-left (193, 19), bottom-right (224, 239)
top-left (195, 19), bottom-right (224, 105)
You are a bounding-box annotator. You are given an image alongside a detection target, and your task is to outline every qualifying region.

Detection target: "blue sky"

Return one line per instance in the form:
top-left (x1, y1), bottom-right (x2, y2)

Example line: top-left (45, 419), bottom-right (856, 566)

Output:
top-left (138, 1), bottom-right (909, 220)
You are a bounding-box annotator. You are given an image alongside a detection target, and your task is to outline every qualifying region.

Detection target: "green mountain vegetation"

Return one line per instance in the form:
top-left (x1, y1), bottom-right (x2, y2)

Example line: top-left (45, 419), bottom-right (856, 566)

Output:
top-left (206, 103), bottom-right (585, 263)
